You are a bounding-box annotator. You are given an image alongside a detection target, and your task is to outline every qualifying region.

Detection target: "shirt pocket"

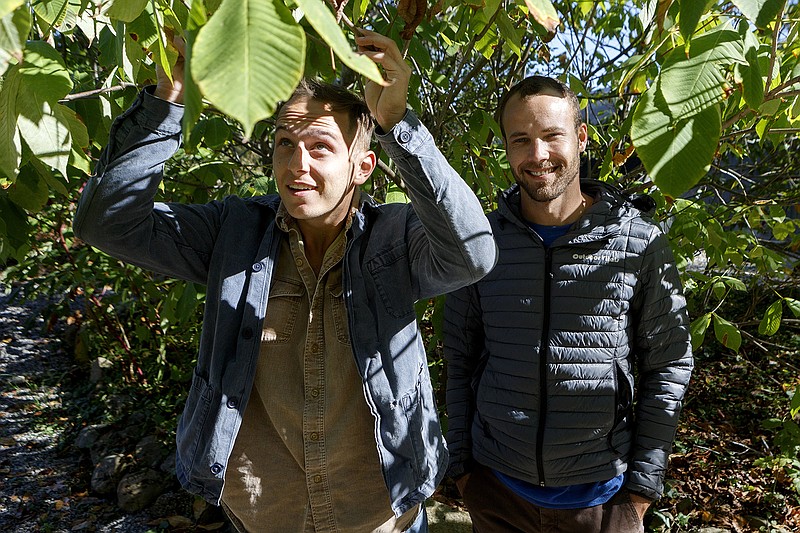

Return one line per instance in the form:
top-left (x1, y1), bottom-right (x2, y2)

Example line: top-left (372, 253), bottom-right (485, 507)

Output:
top-left (262, 277), bottom-right (304, 344)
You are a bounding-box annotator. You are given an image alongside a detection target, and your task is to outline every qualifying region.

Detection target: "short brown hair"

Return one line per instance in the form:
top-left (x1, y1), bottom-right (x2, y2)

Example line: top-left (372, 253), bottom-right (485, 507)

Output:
top-left (497, 76), bottom-right (582, 141)
top-left (278, 78), bottom-right (375, 154)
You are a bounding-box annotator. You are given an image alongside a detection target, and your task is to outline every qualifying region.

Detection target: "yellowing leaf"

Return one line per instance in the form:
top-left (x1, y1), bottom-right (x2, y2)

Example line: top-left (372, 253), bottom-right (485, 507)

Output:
top-left (522, 0), bottom-right (559, 34)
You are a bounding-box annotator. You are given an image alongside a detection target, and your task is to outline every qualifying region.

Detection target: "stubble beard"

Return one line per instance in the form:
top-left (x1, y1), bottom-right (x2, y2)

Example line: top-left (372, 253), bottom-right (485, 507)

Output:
top-left (513, 158), bottom-right (580, 203)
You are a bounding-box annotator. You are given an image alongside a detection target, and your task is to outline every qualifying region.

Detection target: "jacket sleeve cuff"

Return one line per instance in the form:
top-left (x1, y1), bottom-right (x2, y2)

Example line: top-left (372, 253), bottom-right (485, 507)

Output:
top-left (374, 109), bottom-right (431, 159)
top-left (625, 474), bottom-right (662, 501)
top-left (445, 458), bottom-right (473, 481)
top-left (137, 85), bottom-right (185, 135)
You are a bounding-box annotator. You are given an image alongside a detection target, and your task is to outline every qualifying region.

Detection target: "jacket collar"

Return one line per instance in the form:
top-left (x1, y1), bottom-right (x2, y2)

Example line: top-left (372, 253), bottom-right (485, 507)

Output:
top-left (496, 179), bottom-right (645, 244)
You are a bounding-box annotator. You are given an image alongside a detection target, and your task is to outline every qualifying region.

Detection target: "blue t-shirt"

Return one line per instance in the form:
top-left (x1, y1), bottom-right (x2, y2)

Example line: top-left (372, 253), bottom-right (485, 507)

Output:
top-left (494, 470), bottom-right (625, 509)
top-left (528, 222), bottom-right (571, 248)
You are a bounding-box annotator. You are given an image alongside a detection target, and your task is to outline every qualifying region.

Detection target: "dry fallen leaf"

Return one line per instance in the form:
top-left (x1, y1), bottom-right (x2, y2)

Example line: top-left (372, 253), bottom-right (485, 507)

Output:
top-left (398, 0), bottom-right (427, 40)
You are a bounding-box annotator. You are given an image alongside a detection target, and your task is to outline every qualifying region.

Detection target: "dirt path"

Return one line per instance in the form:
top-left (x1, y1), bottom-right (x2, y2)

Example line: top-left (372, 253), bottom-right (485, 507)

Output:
top-left (0, 288), bottom-right (151, 532)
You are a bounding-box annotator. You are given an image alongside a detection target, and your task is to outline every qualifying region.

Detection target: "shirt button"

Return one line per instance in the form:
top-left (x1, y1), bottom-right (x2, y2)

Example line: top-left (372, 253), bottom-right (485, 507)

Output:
top-left (310, 388), bottom-right (320, 398)
top-left (252, 262), bottom-right (263, 272)
top-left (310, 343), bottom-right (319, 354)
top-left (398, 131), bottom-right (411, 143)
top-left (310, 432), bottom-right (319, 441)
top-left (313, 474), bottom-right (322, 483)
top-left (295, 258), bottom-right (303, 267)
top-left (226, 398), bottom-right (238, 409)
top-left (241, 327), bottom-right (253, 340)
top-left (210, 463), bottom-right (223, 475)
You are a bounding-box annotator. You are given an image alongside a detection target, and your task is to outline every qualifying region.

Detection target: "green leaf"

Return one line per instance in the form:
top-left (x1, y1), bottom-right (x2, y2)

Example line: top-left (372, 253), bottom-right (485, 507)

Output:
top-left (294, 0), bottom-right (383, 85)
top-left (679, 0), bottom-right (714, 43)
top-left (785, 298), bottom-right (800, 318)
top-left (0, 192), bottom-right (30, 262)
top-left (192, 0), bottom-right (305, 137)
top-left (0, 6), bottom-right (31, 73)
top-left (32, 0), bottom-right (68, 36)
top-left (631, 87), bottom-right (721, 197)
top-left (203, 116), bottom-right (230, 148)
top-left (690, 312), bottom-right (712, 351)
top-left (0, 0), bottom-right (24, 19)
top-left (0, 64), bottom-right (21, 179)
top-left (7, 163), bottom-right (48, 212)
top-left (730, 0), bottom-right (784, 29)
top-left (659, 29), bottom-right (743, 120)
top-left (17, 100), bottom-right (72, 177)
top-left (18, 41), bottom-right (73, 102)
top-left (758, 299), bottom-right (783, 336)
top-left (55, 103), bottom-right (89, 148)
top-left (105, 0), bottom-right (148, 22)
top-left (175, 282), bottom-right (199, 320)
top-left (790, 384), bottom-right (800, 418)
top-left (713, 313), bottom-right (741, 352)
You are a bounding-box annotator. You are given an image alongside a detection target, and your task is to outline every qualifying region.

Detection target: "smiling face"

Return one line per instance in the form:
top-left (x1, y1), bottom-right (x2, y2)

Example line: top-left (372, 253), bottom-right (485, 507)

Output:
top-left (502, 91), bottom-right (588, 206)
top-left (273, 96), bottom-right (375, 233)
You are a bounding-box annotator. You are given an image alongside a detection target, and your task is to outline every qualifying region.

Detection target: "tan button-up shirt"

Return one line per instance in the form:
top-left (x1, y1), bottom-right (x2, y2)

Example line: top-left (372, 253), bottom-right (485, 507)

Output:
top-left (222, 203), bottom-right (418, 532)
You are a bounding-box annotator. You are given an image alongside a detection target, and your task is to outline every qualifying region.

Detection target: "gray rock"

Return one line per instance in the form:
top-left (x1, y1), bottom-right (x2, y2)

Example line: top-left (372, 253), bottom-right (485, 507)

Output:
top-left (117, 468), bottom-right (171, 512)
top-left (91, 454), bottom-right (128, 495)
top-left (89, 356), bottom-right (113, 383)
top-left (75, 424), bottom-right (107, 449)
top-left (134, 435), bottom-right (167, 468)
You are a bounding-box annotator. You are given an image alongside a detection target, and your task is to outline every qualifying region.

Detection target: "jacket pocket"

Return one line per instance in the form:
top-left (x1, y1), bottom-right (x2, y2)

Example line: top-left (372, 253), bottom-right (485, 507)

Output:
top-left (608, 359), bottom-right (634, 455)
top-left (398, 364), bottom-right (436, 483)
top-left (261, 277), bottom-right (303, 344)
top-left (176, 371), bottom-right (215, 475)
top-left (368, 248), bottom-right (414, 319)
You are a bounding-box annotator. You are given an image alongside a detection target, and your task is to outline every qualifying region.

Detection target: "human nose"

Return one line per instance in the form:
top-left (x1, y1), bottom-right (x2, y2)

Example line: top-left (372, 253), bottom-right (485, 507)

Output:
top-left (530, 138), bottom-right (549, 163)
top-left (287, 144), bottom-right (310, 174)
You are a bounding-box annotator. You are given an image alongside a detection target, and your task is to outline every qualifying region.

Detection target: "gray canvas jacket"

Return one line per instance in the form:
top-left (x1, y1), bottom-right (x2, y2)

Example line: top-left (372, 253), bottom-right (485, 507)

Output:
top-left (73, 87), bottom-right (497, 516)
top-left (444, 180), bottom-right (693, 501)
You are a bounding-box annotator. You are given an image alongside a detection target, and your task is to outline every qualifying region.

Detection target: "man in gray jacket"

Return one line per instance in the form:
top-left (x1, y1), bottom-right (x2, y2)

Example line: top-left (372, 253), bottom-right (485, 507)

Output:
top-left (444, 75), bottom-right (693, 532)
top-left (74, 30), bottom-right (496, 532)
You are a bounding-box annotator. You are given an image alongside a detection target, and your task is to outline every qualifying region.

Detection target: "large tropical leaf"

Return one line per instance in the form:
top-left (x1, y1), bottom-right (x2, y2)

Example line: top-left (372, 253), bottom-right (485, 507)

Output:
top-left (104, 0), bottom-right (148, 22)
top-left (631, 85), bottom-right (721, 196)
top-left (658, 28), bottom-right (744, 121)
top-left (294, 0), bottom-right (383, 85)
top-left (17, 100), bottom-right (72, 178)
top-left (192, 0), bottom-right (305, 137)
top-left (0, 64), bottom-right (20, 179)
top-left (0, 5), bottom-right (30, 72)
top-left (730, 0), bottom-right (784, 29)
top-left (679, 0), bottom-right (714, 43)
top-left (0, 0), bottom-right (23, 19)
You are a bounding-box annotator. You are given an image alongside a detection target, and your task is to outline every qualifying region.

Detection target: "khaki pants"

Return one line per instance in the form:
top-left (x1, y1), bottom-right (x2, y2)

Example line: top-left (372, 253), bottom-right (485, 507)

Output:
top-left (461, 463), bottom-right (645, 533)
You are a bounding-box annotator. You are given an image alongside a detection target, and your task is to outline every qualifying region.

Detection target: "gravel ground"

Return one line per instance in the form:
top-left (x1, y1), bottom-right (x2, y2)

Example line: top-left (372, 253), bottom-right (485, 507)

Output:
top-left (0, 285), bottom-right (471, 532)
top-left (0, 287), bottom-right (152, 532)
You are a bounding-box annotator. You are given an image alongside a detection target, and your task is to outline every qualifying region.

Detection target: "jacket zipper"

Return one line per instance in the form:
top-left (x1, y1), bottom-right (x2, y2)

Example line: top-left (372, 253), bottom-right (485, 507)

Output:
top-left (537, 247), bottom-right (553, 486)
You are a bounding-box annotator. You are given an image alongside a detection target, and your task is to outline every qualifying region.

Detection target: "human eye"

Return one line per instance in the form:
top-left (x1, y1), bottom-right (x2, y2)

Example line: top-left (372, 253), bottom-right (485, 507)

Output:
top-left (276, 137), bottom-right (293, 148)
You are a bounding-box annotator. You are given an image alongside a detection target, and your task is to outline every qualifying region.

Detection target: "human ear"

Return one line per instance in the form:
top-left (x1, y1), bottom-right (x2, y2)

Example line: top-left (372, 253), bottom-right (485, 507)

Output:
top-left (577, 123), bottom-right (588, 152)
top-left (354, 150), bottom-right (376, 186)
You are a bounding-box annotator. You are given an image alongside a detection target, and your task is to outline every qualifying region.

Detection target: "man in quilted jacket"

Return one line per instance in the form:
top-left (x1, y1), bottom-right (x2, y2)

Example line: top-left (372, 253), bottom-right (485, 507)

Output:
top-left (443, 75), bottom-right (694, 532)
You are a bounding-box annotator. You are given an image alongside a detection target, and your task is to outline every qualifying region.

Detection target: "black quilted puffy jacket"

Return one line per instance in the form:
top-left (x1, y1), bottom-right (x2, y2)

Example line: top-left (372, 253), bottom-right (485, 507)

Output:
top-left (444, 179), bottom-right (694, 501)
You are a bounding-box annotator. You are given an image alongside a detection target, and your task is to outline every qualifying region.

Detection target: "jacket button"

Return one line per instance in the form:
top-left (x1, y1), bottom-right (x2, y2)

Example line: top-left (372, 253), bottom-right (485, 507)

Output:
top-left (226, 398), bottom-right (238, 409)
top-left (313, 474), bottom-right (322, 483)
top-left (398, 131), bottom-right (411, 143)
top-left (252, 262), bottom-right (263, 272)
top-left (210, 463), bottom-right (223, 475)
top-left (242, 327), bottom-right (253, 340)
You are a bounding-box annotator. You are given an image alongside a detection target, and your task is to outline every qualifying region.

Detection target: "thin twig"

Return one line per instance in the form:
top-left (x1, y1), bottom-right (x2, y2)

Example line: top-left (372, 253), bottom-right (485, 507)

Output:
top-left (59, 83), bottom-right (138, 102)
